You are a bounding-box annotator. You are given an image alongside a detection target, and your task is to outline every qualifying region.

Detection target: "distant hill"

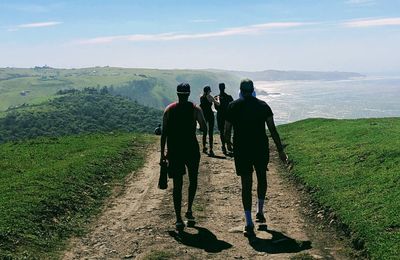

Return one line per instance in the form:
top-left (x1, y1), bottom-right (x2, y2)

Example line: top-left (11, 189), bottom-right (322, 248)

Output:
top-left (215, 69), bottom-right (365, 81)
top-left (0, 67), bottom-right (367, 114)
top-left (0, 67), bottom-right (240, 112)
top-left (0, 89), bottom-right (162, 143)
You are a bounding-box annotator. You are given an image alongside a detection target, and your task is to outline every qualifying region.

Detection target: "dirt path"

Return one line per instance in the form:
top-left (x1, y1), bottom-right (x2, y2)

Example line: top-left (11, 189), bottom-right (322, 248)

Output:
top-left (63, 138), bottom-right (349, 260)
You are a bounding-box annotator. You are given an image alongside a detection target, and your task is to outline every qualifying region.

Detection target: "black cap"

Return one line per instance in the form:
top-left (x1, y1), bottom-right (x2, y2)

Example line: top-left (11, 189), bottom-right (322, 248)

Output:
top-left (240, 79), bottom-right (254, 93)
top-left (203, 85), bottom-right (211, 93)
top-left (177, 83), bottom-right (190, 94)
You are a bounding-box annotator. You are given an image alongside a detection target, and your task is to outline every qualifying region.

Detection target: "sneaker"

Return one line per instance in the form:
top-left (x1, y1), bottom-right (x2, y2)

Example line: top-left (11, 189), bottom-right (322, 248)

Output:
top-left (175, 221), bottom-right (185, 232)
top-left (209, 150), bottom-right (215, 157)
top-left (255, 213), bottom-right (266, 223)
top-left (243, 225), bottom-right (256, 237)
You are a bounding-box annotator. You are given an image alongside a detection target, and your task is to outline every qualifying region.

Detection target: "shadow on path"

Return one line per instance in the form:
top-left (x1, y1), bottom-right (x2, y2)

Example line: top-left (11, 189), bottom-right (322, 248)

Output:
top-left (249, 225), bottom-right (312, 254)
top-left (168, 226), bottom-right (232, 253)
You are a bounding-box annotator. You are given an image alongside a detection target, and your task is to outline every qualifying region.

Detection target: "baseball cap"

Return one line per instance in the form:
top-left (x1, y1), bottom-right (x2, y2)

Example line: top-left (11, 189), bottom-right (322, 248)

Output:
top-left (177, 83), bottom-right (191, 94)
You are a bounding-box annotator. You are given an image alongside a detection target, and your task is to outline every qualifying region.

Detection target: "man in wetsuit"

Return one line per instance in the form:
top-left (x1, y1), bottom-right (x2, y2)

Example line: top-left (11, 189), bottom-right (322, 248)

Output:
top-left (200, 86), bottom-right (219, 157)
top-left (215, 83), bottom-right (233, 154)
top-left (225, 79), bottom-right (288, 237)
top-left (161, 83), bottom-right (207, 231)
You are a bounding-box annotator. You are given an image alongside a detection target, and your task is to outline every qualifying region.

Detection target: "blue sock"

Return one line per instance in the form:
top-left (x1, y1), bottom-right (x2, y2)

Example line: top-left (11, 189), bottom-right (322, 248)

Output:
top-left (257, 199), bottom-right (265, 214)
top-left (244, 210), bottom-right (253, 227)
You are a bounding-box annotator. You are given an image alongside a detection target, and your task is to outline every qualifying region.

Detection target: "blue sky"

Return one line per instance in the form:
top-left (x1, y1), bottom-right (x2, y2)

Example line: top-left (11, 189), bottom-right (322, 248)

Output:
top-left (1, 0), bottom-right (400, 74)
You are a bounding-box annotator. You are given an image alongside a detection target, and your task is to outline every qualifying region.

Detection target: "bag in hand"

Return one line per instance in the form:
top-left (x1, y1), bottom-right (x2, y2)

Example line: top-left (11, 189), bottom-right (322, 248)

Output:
top-left (158, 160), bottom-right (168, 189)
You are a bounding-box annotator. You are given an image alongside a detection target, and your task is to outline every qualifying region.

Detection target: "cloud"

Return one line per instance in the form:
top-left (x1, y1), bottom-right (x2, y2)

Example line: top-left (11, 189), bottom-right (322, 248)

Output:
top-left (7, 21), bottom-right (62, 31)
top-left (343, 17), bottom-right (400, 27)
top-left (345, 0), bottom-right (376, 5)
top-left (76, 22), bottom-right (309, 45)
top-left (17, 21), bottom-right (62, 28)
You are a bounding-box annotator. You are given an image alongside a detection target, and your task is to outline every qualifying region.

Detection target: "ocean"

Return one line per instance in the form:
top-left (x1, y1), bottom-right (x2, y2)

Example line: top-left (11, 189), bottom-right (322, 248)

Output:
top-left (254, 77), bottom-right (400, 125)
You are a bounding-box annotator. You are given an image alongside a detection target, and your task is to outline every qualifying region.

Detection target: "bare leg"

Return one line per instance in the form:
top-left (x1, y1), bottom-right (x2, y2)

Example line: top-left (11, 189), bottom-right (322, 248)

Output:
top-left (173, 175), bottom-right (183, 222)
top-left (241, 173), bottom-right (253, 211)
top-left (187, 171), bottom-right (198, 212)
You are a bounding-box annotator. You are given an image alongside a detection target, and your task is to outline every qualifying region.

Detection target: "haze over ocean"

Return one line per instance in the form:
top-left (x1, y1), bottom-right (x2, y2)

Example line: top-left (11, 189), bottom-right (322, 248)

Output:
top-left (255, 77), bottom-right (400, 125)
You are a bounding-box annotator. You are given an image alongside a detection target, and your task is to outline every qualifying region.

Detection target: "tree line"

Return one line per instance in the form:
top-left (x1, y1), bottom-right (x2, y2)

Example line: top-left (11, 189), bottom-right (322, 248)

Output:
top-left (0, 88), bottom-right (163, 143)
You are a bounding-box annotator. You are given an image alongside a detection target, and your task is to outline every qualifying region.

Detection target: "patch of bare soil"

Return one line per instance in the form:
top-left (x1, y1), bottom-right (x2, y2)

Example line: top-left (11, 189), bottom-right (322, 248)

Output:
top-left (63, 138), bottom-right (351, 260)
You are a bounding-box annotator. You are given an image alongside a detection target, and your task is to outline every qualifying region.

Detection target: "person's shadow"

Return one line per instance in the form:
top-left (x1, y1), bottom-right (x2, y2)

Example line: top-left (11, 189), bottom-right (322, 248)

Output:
top-left (168, 226), bottom-right (232, 253)
top-left (249, 225), bottom-right (312, 254)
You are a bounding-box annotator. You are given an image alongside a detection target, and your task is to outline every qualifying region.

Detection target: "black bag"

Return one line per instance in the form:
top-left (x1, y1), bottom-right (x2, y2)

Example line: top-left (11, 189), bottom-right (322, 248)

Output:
top-left (158, 160), bottom-right (168, 189)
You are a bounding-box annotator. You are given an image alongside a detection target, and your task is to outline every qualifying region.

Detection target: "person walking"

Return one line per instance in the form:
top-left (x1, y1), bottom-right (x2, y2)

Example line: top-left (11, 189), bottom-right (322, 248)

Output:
top-left (200, 85), bottom-right (219, 157)
top-left (225, 79), bottom-right (288, 237)
top-left (160, 83), bottom-right (207, 232)
top-left (214, 83), bottom-right (233, 154)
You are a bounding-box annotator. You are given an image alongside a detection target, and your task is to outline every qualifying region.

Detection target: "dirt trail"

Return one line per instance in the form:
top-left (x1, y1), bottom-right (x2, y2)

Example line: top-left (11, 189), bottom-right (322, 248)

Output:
top-left (63, 138), bottom-right (349, 260)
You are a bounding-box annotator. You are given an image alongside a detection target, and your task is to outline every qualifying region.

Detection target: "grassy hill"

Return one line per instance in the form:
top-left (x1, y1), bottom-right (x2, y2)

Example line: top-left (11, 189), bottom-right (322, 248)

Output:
top-left (0, 67), bottom-right (239, 112)
top-left (0, 133), bottom-right (154, 259)
top-left (0, 89), bottom-right (162, 143)
top-left (278, 118), bottom-right (400, 259)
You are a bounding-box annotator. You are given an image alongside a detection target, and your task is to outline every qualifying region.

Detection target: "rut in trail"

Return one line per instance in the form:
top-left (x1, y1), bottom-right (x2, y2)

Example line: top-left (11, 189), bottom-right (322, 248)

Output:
top-left (63, 138), bottom-right (350, 260)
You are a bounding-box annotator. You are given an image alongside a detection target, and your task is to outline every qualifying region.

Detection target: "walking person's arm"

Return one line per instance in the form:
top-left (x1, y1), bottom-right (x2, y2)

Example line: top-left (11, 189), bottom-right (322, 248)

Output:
top-left (207, 94), bottom-right (220, 106)
top-left (266, 116), bottom-right (288, 163)
top-left (160, 110), bottom-right (168, 163)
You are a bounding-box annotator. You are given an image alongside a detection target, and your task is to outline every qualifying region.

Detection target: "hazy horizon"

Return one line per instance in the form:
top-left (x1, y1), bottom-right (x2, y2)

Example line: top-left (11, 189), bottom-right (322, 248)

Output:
top-left (1, 0), bottom-right (400, 74)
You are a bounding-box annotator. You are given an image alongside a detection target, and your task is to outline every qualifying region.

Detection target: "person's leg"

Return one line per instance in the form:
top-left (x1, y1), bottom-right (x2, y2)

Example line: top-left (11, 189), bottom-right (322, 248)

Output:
top-left (187, 164), bottom-right (199, 213)
top-left (208, 116), bottom-right (215, 153)
top-left (202, 120), bottom-right (208, 152)
top-left (241, 173), bottom-right (253, 224)
top-left (235, 157), bottom-right (256, 236)
top-left (254, 157), bottom-right (268, 223)
top-left (172, 174), bottom-right (184, 223)
top-left (217, 115), bottom-right (226, 152)
top-left (185, 153), bottom-right (200, 217)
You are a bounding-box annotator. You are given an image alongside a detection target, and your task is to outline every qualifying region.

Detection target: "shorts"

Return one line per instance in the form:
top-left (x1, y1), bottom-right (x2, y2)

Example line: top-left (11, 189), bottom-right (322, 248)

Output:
top-left (234, 152), bottom-right (269, 176)
top-left (168, 152), bottom-right (200, 179)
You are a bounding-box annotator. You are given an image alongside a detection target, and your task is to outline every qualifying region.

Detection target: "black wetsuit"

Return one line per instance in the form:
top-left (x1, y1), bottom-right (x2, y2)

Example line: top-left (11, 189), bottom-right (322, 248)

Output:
top-left (165, 101), bottom-right (200, 177)
top-left (225, 96), bottom-right (273, 176)
top-left (215, 92), bottom-right (233, 148)
top-left (200, 95), bottom-right (215, 150)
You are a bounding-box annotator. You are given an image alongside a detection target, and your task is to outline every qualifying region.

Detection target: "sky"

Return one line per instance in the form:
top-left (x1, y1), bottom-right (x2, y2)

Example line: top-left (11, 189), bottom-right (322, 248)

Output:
top-left (1, 0), bottom-right (400, 74)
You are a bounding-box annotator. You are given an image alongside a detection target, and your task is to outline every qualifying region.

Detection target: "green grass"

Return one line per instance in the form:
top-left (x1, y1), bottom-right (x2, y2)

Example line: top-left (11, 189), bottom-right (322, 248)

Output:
top-left (0, 67), bottom-right (239, 112)
top-left (278, 118), bottom-right (400, 259)
top-left (0, 133), bottom-right (155, 259)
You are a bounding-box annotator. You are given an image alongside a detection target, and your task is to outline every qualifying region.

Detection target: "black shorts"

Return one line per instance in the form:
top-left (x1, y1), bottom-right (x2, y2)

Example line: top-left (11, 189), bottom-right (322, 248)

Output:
top-left (168, 152), bottom-right (200, 179)
top-left (234, 152), bottom-right (269, 176)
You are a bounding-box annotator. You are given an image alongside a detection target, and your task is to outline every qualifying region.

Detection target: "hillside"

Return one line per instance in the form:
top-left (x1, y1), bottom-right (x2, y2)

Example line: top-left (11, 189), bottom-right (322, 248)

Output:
top-left (0, 89), bottom-right (162, 143)
top-left (0, 67), bottom-right (239, 112)
top-left (0, 133), bottom-right (154, 259)
top-left (278, 118), bottom-right (400, 259)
